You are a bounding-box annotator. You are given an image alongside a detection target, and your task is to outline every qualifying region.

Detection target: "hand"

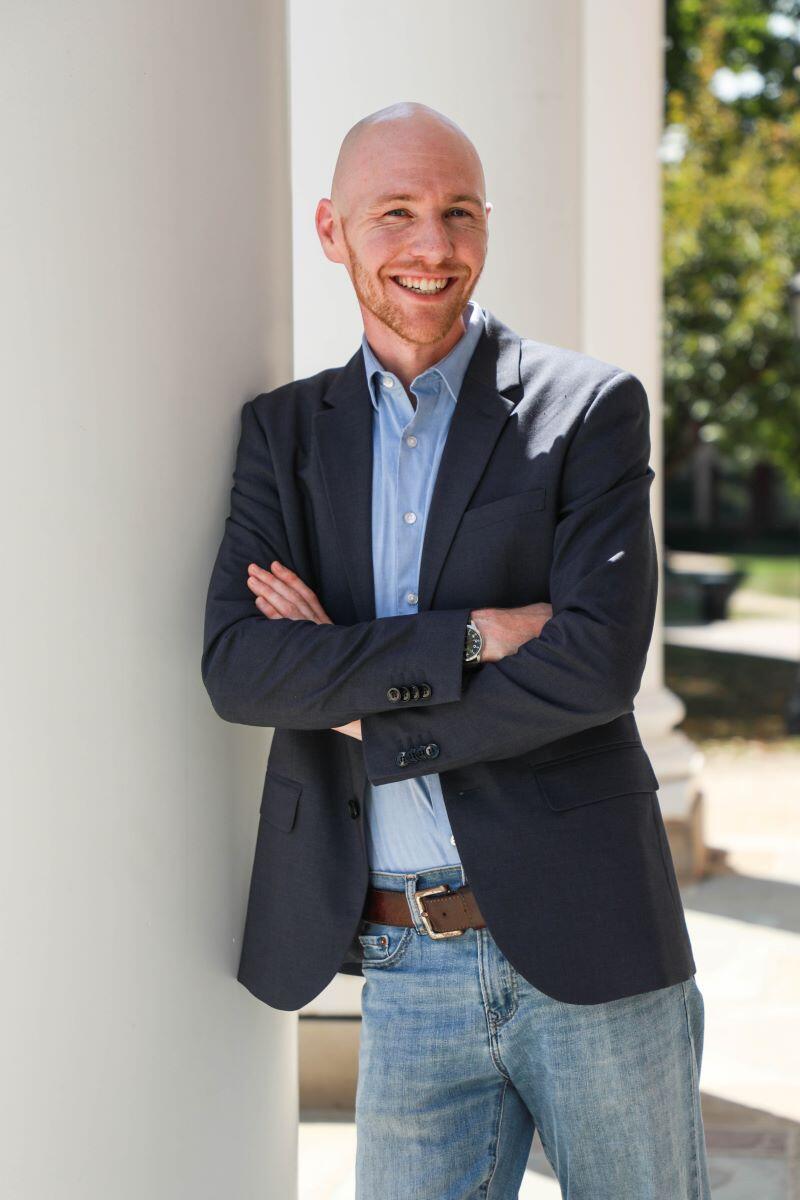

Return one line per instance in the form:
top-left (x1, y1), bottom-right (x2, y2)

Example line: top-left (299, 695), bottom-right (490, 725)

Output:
top-left (470, 602), bottom-right (553, 664)
top-left (331, 719), bottom-right (362, 741)
top-left (247, 560), bottom-right (333, 624)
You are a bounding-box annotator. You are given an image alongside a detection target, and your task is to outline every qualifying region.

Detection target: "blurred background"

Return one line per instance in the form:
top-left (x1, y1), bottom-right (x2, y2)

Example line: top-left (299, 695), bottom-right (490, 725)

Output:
top-left (1, 1), bottom-right (797, 1198)
top-left (661, 0), bottom-right (800, 745)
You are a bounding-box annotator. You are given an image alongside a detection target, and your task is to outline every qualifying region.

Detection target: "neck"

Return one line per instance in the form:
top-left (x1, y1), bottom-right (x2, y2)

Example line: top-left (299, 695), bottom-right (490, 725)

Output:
top-left (362, 310), bottom-right (469, 393)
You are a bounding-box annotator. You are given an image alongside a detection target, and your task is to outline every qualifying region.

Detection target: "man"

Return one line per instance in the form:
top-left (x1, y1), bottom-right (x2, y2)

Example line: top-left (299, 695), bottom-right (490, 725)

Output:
top-left (202, 102), bottom-right (710, 1199)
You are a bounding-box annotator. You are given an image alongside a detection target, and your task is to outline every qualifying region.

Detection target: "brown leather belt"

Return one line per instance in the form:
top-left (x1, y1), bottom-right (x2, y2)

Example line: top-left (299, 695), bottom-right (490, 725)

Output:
top-left (362, 882), bottom-right (486, 939)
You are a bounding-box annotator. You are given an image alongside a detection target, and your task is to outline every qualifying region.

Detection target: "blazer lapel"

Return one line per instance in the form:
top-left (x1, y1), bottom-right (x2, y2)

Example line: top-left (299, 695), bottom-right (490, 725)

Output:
top-left (313, 307), bottom-right (523, 623)
top-left (417, 310), bottom-right (522, 610)
top-left (312, 350), bottom-right (378, 624)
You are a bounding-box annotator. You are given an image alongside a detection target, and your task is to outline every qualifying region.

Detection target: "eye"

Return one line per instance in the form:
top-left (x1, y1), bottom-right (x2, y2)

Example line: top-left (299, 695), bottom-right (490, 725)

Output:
top-left (382, 208), bottom-right (475, 218)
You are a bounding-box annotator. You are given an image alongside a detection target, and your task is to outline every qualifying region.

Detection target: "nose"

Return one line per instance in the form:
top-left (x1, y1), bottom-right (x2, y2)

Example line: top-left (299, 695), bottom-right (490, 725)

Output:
top-left (405, 215), bottom-right (456, 264)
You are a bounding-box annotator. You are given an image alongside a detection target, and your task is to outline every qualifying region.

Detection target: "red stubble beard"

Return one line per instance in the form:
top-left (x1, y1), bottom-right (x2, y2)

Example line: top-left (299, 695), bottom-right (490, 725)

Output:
top-left (344, 235), bottom-right (480, 347)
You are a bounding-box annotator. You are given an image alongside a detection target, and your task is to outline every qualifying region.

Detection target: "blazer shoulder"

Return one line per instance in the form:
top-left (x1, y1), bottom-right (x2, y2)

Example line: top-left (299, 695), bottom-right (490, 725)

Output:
top-left (250, 364), bottom-right (341, 418)
top-left (519, 335), bottom-right (642, 398)
top-left (244, 364), bottom-right (348, 449)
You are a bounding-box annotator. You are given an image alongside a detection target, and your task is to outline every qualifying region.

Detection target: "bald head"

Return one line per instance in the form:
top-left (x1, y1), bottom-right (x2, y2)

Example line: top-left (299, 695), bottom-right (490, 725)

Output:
top-left (316, 100), bottom-right (490, 359)
top-left (330, 101), bottom-right (486, 221)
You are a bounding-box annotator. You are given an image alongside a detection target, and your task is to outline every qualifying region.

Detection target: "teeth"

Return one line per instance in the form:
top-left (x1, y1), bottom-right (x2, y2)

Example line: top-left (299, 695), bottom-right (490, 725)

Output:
top-left (394, 275), bottom-right (450, 293)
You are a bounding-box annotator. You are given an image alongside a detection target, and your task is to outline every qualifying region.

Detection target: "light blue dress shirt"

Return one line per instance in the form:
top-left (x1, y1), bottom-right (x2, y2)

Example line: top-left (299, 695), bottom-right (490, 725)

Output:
top-left (360, 297), bottom-right (487, 871)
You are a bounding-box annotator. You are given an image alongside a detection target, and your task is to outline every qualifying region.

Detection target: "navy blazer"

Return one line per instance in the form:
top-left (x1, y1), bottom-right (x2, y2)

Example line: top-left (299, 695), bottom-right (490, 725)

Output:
top-left (201, 307), bottom-right (696, 1011)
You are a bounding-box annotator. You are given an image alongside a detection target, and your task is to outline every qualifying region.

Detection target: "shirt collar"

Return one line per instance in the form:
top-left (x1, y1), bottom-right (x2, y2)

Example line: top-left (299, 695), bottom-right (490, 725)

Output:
top-left (361, 298), bottom-right (486, 411)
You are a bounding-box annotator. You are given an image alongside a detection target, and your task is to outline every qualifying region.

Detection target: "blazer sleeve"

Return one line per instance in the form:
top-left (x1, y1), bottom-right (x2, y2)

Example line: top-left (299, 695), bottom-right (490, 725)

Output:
top-left (359, 370), bottom-right (659, 785)
top-left (201, 397), bottom-right (471, 730)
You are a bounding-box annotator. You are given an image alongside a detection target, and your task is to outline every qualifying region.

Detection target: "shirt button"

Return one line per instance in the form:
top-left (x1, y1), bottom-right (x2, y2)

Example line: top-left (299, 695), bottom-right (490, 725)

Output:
top-left (406, 435), bottom-right (417, 447)
top-left (403, 511), bottom-right (417, 524)
top-left (382, 375), bottom-right (394, 388)
top-left (407, 592), bottom-right (418, 605)
top-left (450, 835), bottom-right (456, 846)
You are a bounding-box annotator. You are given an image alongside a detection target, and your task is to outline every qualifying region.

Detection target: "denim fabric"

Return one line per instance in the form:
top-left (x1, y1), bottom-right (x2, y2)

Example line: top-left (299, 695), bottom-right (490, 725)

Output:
top-left (355, 863), bottom-right (711, 1200)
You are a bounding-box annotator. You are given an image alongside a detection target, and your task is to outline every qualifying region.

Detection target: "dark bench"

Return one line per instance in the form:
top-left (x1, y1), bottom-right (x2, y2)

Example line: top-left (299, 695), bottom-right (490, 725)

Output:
top-left (664, 551), bottom-right (746, 622)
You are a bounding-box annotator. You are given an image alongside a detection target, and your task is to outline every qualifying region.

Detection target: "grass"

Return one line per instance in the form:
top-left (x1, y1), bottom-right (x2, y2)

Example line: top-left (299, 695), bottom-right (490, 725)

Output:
top-left (731, 554), bottom-right (800, 599)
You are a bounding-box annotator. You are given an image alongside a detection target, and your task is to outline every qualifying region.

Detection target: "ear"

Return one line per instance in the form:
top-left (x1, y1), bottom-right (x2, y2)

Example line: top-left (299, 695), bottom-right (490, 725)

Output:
top-left (315, 198), bottom-right (346, 266)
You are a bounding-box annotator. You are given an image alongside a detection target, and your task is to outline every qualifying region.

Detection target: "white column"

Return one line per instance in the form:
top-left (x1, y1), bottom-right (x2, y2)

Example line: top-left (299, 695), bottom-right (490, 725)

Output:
top-left (581, 0), bottom-right (704, 864)
top-left (0, 3), bottom-right (297, 1196)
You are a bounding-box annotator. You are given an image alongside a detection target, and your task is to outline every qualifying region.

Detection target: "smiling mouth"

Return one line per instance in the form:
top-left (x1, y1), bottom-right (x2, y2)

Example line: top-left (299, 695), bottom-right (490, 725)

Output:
top-left (389, 274), bottom-right (458, 297)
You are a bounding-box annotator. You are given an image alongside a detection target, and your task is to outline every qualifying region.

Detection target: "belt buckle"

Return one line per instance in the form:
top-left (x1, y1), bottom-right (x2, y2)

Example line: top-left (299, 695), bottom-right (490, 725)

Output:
top-left (413, 884), bottom-right (465, 939)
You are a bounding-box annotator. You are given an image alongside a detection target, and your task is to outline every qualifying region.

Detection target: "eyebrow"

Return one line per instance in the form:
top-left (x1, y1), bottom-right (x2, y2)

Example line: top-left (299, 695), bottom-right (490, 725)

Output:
top-left (370, 192), bottom-right (484, 208)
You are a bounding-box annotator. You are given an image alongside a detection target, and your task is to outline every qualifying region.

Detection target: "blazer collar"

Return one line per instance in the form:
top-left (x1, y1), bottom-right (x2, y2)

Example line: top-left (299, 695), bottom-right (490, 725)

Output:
top-left (313, 307), bottom-right (523, 621)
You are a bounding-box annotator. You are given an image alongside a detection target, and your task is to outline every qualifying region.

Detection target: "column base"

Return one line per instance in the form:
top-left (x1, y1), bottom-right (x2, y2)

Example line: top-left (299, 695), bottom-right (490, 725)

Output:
top-left (636, 686), bottom-right (708, 881)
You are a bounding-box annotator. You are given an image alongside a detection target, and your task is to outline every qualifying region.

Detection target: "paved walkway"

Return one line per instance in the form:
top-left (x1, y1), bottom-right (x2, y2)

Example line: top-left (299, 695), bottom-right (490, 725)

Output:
top-left (665, 588), bottom-right (800, 661)
top-left (299, 741), bottom-right (800, 1198)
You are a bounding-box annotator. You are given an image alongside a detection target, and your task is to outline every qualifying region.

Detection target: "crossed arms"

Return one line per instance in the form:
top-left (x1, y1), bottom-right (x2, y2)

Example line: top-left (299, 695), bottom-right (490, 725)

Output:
top-left (201, 397), bottom-right (473, 730)
top-left (201, 370), bottom-right (658, 786)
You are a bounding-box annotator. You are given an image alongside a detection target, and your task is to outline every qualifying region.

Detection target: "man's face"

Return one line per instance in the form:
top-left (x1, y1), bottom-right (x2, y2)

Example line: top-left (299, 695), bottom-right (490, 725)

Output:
top-left (320, 123), bottom-right (490, 347)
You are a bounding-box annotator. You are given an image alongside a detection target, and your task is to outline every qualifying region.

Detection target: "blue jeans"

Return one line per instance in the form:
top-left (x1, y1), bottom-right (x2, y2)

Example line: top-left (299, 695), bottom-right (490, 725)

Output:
top-left (355, 863), bottom-right (710, 1200)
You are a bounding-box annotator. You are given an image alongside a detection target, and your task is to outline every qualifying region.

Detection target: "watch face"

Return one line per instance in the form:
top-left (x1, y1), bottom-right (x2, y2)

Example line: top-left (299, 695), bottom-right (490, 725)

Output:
top-left (465, 626), bottom-right (482, 660)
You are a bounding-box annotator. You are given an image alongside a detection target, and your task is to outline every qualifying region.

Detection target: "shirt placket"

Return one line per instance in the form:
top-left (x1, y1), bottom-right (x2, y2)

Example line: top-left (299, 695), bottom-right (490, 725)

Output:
top-left (396, 376), bottom-right (437, 617)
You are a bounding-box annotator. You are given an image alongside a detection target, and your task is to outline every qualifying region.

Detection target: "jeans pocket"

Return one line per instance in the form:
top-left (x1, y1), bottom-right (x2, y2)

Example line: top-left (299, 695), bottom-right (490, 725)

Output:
top-left (358, 920), bottom-right (415, 968)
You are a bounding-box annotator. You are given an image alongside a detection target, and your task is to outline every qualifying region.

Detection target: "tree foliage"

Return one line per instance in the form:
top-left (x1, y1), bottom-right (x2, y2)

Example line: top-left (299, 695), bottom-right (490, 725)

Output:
top-left (663, 0), bottom-right (800, 493)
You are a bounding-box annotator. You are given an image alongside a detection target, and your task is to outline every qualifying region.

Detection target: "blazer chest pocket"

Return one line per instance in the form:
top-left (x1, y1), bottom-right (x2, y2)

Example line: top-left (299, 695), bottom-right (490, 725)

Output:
top-left (533, 742), bottom-right (659, 811)
top-left (459, 486), bottom-right (546, 533)
top-left (259, 769), bottom-right (302, 832)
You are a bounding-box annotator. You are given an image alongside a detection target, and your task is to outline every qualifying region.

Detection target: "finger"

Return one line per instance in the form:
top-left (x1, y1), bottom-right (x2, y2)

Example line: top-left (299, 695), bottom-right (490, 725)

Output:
top-left (249, 561), bottom-right (314, 613)
top-left (248, 574), bottom-right (303, 618)
top-left (271, 561), bottom-right (331, 623)
top-left (255, 595), bottom-right (282, 618)
top-left (247, 570), bottom-right (310, 618)
top-left (256, 584), bottom-right (306, 620)
top-left (257, 571), bottom-right (318, 620)
top-left (269, 561), bottom-right (318, 603)
top-left (248, 563), bottom-right (303, 593)
top-left (248, 563), bottom-right (274, 581)
top-left (246, 573), bottom-right (279, 602)
top-left (253, 589), bottom-right (286, 617)
top-left (249, 562), bottom-right (329, 623)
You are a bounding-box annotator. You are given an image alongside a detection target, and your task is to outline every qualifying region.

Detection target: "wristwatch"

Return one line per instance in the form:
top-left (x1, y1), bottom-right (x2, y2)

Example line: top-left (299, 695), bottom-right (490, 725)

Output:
top-left (463, 619), bottom-right (483, 668)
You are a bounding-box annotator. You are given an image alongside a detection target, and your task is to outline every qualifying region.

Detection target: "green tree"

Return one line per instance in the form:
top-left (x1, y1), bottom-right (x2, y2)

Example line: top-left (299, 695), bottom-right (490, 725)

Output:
top-left (663, 0), bottom-right (800, 494)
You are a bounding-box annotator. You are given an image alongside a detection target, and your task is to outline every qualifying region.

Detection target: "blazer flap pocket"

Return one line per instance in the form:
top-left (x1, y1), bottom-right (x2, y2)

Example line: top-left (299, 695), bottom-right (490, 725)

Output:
top-left (259, 769), bottom-right (302, 831)
top-left (460, 487), bottom-right (546, 531)
top-left (534, 743), bottom-right (659, 811)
